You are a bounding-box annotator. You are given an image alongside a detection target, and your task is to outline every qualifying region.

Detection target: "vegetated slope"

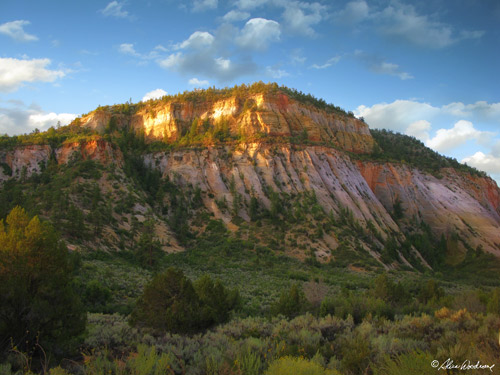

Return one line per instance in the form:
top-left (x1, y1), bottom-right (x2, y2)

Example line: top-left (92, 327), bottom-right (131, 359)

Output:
top-left (0, 82), bottom-right (499, 272)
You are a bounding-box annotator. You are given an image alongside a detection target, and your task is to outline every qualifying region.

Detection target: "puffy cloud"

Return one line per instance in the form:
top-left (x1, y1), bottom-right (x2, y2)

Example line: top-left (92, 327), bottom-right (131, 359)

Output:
top-left (28, 112), bottom-right (77, 129)
top-left (177, 31), bottom-right (215, 50)
top-left (233, 0), bottom-right (326, 36)
top-left (282, 3), bottom-right (322, 36)
top-left (442, 101), bottom-right (500, 120)
top-left (406, 120), bottom-right (431, 141)
top-left (0, 100), bottom-right (76, 135)
top-left (158, 39), bottom-right (257, 82)
top-left (193, 0), bottom-right (218, 12)
top-left (355, 100), bottom-right (439, 133)
top-left (158, 53), bottom-right (183, 69)
top-left (310, 56), bottom-right (340, 69)
top-left (119, 43), bottom-right (140, 56)
top-left (426, 120), bottom-right (493, 152)
top-left (188, 78), bottom-right (209, 86)
top-left (0, 57), bottom-right (66, 92)
top-left (334, 1), bottom-right (369, 25)
top-left (100, 1), bottom-right (130, 19)
top-left (222, 10), bottom-right (250, 22)
top-left (462, 152), bottom-right (500, 176)
top-left (374, 2), bottom-right (483, 48)
top-left (353, 51), bottom-right (412, 80)
top-left (236, 18), bottom-right (280, 50)
top-left (234, 0), bottom-right (270, 10)
top-left (0, 20), bottom-right (38, 42)
top-left (142, 89), bottom-right (167, 102)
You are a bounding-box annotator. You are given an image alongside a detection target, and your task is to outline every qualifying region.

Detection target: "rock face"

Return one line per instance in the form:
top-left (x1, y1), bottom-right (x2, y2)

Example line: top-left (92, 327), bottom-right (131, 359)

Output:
top-left (141, 144), bottom-right (500, 258)
top-left (358, 162), bottom-right (500, 256)
top-left (83, 92), bottom-right (374, 154)
top-left (0, 139), bottom-right (123, 181)
top-left (2, 88), bottom-right (500, 263)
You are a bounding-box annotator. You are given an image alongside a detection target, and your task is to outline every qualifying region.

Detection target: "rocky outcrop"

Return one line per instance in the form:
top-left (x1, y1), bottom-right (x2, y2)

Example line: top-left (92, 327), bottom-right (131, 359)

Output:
top-left (82, 92), bottom-right (374, 154)
top-left (358, 162), bottom-right (500, 256)
top-left (0, 145), bottom-right (51, 180)
top-left (0, 138), bottom-right (122, 182)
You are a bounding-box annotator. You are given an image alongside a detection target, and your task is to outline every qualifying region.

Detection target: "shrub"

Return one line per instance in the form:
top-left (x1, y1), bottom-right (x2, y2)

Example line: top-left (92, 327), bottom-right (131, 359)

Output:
top-left (194, 274), bottom-right (240, 327)
top-left (131, 268), bottom-right (239, 334)
top-left (0, 207), bottom-right (85, 361)
top-left (265, 356), bottom-right (341, 375)
top-left (130, 268), bottom-right (202, 334)
top-left (373, 351), bottom-right (435, 375)
top-left (272, 284), bottom-right (309, 319)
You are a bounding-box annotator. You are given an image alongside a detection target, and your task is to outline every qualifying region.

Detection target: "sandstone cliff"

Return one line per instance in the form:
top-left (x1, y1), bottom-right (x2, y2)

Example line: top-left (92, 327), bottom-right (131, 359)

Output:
top-left (1, 86), bottom-right (499, 266)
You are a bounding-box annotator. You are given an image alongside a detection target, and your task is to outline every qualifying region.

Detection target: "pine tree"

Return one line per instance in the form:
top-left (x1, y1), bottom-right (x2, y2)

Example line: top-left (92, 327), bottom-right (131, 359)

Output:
top-left (0, 207), bottom-right (85, 361)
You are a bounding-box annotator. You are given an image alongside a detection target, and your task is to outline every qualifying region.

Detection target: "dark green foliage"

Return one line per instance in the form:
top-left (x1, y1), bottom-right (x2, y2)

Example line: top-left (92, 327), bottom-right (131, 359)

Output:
top-left (130, 267), bottom-right (202, 334)
top-left (194, 274), bottom-right (241, 326)
top-left (83, 280), bottom-right (112, 313)
top-left (130, 268), bottom-right (239, 334)
top-left (0, 207), bottom-right (86, 361)
top-left (417, 279), bottom-right (444, 305)
top-left (272, 284), bottom-right (309, 319)
top-left (134, 220), bottom-right (162, 268)
top-left (370, 129), bottom-right (486, 177)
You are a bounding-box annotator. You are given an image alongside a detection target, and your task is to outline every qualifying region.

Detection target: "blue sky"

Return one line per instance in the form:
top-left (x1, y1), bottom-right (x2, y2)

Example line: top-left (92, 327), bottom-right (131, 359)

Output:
top-left (1, 0), bottom-right (500, 181)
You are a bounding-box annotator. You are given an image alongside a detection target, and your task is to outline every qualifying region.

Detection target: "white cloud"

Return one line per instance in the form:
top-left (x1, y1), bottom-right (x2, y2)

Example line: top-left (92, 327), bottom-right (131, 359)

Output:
top-left (0, 100), bottom-right (76, 135)
top-left (462, 152), bottom-right (500, 175)
top-left (234, 0), bottom-right (326, 36)
top-left (355, 100), bottom-right (439, 132)
top-left (406, 120), bottom-right (431, 141)
top-left (193, 0), bottom-right (218, 12)
top-left (236, 18), bottom-right (281, 50)
top-left (100, 1), bottom-right (130, 18)
top-left (223, 10), bottom-right (250, 22)
top-left (311, 56), bottom-right (341, 69)
top-left (426, 120), bottom-right (493, 152)
top-left (178, 31), bottom-right (215, 50)
top-left (0, 20), bottom-right (38, 42)
top-left (142, 89), bottom-right (167, 102)
top-left (374, 2), bottom-right (483, 48)
top-left (0, 57), bottom-right (66, 92)
top-left (442, 101), bottom-right (500, 120)
top-left (335, 1), bottom-right (369, 25)
top-left (372, 62), bottom-right (413, 80)
top-left (266, 66), bottom-right (289, 79)
top-left (188, 78), bottom-right (209, 86)
top-left (159, 52), bottom-right (183, 69)
top-left (282, 3), bottom-right (323, 36)
top-left (234, 0), bottom-right (270, 10)
top-left (29, 112), bottom-right (77, 129)
top-left (119, 43), bottom-right (140, 56)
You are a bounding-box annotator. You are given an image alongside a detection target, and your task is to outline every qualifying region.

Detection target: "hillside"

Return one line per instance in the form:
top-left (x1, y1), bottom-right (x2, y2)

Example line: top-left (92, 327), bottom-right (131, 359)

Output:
top-left (2, 83), bottom-right (500, 374)
top-left (0, 83), bottom-right (499, 268)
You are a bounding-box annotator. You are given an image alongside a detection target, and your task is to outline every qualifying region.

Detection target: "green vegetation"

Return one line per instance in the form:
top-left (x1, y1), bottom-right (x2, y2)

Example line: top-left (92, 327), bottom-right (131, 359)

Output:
top-left (369, 129), bottom-right (486, 177)
top-left (130, 268), bottom-right (239, 334)
top-left (1, 84), bottom-right (500, 374)
top-left (0, 207), bottom-right (85, 366)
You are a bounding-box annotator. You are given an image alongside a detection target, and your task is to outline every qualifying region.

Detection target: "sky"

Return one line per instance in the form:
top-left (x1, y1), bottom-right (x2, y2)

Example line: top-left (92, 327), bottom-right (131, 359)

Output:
top-left (1, 0), bottom-right (500, 182)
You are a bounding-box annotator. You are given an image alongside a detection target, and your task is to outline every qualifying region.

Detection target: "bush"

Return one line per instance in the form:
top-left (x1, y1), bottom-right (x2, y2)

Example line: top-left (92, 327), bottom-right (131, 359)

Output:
top-left (130, 268), bottom-right (239, 334)
top-left (265, 356), bottom-right (341, 375)
top-left (130, 268), bottom-right (202, 334)
top-left (373, 351), bottom-right (435, 375)
top-left (272, 284), bottom-right (309, 319)
top-left (0, 207), bottom-right (85, 361)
